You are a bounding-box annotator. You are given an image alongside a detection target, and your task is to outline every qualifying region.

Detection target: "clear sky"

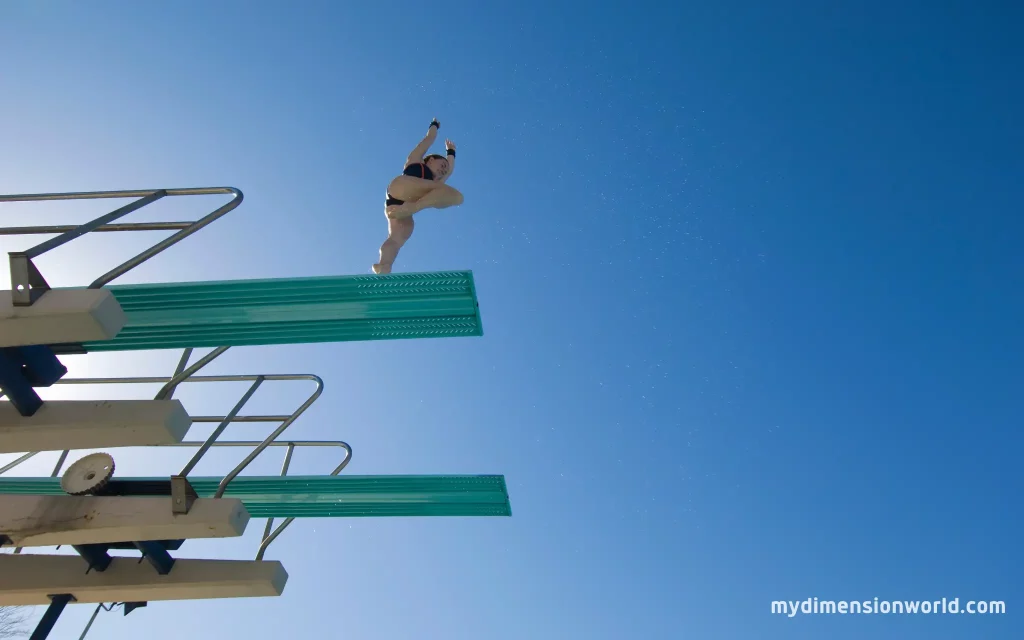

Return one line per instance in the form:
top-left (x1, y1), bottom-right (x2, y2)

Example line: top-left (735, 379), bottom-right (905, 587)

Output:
top-left (1, 1), bottom-right (1022, 638)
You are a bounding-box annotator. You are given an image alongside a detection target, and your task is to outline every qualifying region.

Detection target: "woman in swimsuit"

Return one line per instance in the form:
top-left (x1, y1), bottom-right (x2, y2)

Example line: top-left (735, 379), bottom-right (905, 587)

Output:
top-left (373, 118), bottom-right (463, 274)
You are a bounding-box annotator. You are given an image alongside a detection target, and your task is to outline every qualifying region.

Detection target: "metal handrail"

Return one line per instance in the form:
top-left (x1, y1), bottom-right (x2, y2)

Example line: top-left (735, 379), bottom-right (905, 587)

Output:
top-left (0, 440), bottom-right (352, 559)
top-left (161, 440), bottom-right (353, 559)
top-left (69, 440), bottom-right (352, 640)
top-left (0, 346), bottom-right (348, 562)
top-left (1, 187), bottom-right (242, 305)
top-left (155, 346), bottom-right (231, 400)
top-left (0, 367), bottom-right (341, 561)
top-left (0, 370), bottom-right (324, 485)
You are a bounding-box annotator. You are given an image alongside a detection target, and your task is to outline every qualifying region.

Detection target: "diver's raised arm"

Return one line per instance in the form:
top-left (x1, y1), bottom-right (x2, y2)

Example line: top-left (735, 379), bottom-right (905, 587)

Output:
top-left (442, 139), bottom-right (456, 180)
top-left (406, 118), bottom-right (440, 166)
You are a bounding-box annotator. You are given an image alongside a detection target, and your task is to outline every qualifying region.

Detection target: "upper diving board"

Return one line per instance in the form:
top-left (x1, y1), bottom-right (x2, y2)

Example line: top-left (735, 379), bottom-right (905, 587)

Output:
top-left (0, 474), bottom-right (512, 518)
top-left (50, 270), bottom-right (483, 354)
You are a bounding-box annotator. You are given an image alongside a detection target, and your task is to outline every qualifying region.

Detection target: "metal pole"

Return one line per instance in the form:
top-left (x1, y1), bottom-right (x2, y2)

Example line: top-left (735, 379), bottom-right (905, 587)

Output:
top-left (0, 221), bottom-right (192, 235)
top-left (213, 375), bottom-right (323, 499)
top-left (77, 604), bottom-right (103, 640)
top-left (153, 346), bottom-right (229, 400)
top-left (178, 377), bottom-right (264, 476)
top-left (89, 188), bottom-right (242, 288)
top-left (164, 348), bottom-right (194, 401)
top-left (19, 191), bottom-right (166, 260)
top-left (1, 187), bottom-right (242, 305)
top-left (261, 443), bottom-right (296, 549)
top-left (29, 594), bottom-right (74, 640)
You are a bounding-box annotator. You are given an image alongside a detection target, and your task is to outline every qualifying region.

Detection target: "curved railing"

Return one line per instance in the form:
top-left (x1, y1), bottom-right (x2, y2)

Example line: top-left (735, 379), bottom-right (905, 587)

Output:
top-left (0, 347), bottom-right (349, 559)
top-left (161, 439), bottom-right (353, 560)
top-left (1, 187), bottom-right (243, 305)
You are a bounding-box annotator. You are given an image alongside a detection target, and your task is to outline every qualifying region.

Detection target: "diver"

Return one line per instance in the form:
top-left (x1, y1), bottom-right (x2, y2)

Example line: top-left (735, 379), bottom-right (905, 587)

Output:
top-left (373, 118), bottom-right (463, 274)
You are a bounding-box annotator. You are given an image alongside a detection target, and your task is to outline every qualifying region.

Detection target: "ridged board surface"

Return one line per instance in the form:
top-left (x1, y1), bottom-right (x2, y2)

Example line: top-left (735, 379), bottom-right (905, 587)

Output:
top-left (0, 474), bottom-right (511, 518)
top-left (66, 271), bottom-right (482, 351)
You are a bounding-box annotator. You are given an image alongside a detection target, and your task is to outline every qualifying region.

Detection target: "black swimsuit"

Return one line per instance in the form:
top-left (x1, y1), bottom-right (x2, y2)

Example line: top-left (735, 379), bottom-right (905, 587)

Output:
top-left (386, 162), bottom-right (435, 206)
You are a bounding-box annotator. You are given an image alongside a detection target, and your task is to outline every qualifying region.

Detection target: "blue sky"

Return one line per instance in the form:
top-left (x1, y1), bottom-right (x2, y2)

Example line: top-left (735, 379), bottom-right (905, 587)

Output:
top-left (1, 1), bottom-right (1022, 638)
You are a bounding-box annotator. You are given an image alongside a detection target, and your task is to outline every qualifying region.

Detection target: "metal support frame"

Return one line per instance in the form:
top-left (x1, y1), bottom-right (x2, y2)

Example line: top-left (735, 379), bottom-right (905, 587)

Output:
top-left (134, 541), bottom-right (175, 575)
top-left (30, 594), bottom-right (74, 640)
top-left (170, 475), bottom-right (199, 514)
top-left (1, 187), bottom-right (243, 306)
top-left (159, 438), bottom-right (352, 557)
top-left (9, 253), bottom-right (51, 305)
top-left (29, 538), bottom-right (174, 639)
top-left (0, 347), bottom-right (322, 479)
top-left (2, 439), bottom-right (352, 559)
top-left (0, 347), bottom-right (352, 559)
top-left (1, 348), bottom-right (351, 639)
top-left (8, 446), bottom-right (349, 640)
top-left (0, 344), bottom-right (67, 416)
top-left (72, 544), bottom-right (113, 573)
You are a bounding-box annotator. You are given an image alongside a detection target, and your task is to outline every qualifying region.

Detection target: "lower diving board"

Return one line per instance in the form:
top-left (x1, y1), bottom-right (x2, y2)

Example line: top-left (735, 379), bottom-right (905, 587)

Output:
top-left (0, 495), bottom-right (248, 548)
top-left (0, 475), bottom-right (513, 518)
top-left (0, 399), bottom-right (192, 453)
top-left (0, 553), bottom-right (287, 606)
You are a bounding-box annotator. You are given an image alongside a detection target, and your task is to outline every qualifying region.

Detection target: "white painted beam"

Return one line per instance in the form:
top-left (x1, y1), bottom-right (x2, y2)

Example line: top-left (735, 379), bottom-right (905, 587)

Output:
top-left (0, 554), bottom-right (288, 605)
top-left (0, 399), bottom-right (191, 453)
top-left (0, 288), bottom-right (125, 348)
top-left (0, 495), bottom-right (249, 547)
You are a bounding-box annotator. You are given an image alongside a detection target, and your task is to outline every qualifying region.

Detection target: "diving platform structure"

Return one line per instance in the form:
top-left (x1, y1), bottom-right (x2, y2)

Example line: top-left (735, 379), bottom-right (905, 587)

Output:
top-left (0, 188), bottom-right (505, 639)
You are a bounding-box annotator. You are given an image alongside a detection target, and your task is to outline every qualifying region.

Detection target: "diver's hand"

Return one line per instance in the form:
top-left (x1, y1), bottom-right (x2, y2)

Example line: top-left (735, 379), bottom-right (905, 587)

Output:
top-left (445, 139), bottom-right (456, 153)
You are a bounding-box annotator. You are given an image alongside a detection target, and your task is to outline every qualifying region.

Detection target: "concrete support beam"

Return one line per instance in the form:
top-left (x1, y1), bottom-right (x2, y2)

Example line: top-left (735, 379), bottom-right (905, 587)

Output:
top-left (0, 289), bottom-right (125, 348)
top-left (0, 400), bottom-right (191, 453)
top-left (0, 554), bottom-right (288, 605)
top-left (0, 495), bottom-right (249, 547)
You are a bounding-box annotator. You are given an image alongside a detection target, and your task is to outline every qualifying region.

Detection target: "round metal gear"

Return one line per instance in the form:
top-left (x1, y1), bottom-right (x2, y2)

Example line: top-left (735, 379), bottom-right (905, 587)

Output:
top-left (60, 453), bottom-right (115, 496)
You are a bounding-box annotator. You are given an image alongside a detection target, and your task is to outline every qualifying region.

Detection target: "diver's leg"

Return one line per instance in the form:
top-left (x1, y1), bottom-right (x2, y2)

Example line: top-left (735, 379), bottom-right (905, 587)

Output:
top-left (373, 216), bottom-right (415, 274)
top-left (384, 175), bottom-right (439, 219)
top-left (387, 183), bottom-right (464, 220)
top-left (386, 175), bottom-right (438, 200)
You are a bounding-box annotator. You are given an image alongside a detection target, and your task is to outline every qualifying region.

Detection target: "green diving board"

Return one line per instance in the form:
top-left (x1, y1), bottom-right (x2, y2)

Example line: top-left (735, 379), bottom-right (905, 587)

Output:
top-left (51, 271), bottom-right (482, 353)
top-left (0, 474), bottom-right (511, 518)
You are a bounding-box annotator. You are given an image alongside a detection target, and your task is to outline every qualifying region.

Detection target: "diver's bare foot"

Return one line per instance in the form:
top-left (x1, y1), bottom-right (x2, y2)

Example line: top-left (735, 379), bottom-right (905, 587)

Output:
top-left (371, 263), bottom-right (391, 274)
top-left (386, 203), bottom-right (418, 220)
